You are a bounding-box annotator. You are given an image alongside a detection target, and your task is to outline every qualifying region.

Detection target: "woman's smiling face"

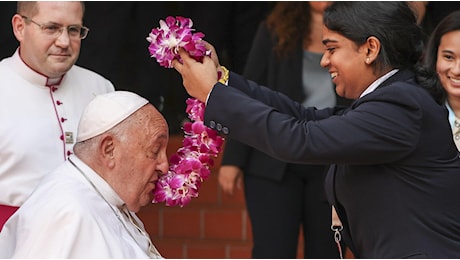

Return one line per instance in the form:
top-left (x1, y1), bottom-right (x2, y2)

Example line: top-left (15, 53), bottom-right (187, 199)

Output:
top-left (436, 30), bottom-right (460, 100)
top-left (320, 26), bottom-right (377, 100)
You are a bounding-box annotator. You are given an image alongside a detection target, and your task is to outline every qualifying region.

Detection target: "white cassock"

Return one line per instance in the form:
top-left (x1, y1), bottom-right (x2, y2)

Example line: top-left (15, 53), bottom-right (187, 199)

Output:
top-left (0, 155), bottom-right (163, 258)
top-left (0, 49), bottom-right (115, 208)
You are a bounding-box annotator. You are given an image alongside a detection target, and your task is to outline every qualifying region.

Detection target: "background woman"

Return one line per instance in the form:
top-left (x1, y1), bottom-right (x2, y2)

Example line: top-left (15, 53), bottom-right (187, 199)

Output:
top-left (421, 10), bottom-right (460, 150)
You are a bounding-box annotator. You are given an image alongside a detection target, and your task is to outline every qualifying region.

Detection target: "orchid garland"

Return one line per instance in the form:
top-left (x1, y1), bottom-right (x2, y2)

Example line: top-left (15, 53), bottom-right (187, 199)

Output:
top-left (146, 16), bottom-right (210, 68)
top-left (147, 16), bottom-right (224, 207)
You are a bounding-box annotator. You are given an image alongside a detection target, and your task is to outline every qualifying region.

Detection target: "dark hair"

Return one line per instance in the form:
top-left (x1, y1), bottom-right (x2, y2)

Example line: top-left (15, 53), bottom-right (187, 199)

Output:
top-left (323, 2), bottom-right (424, 74)
top-left (420, 10), bottom-right (460, 103)
top-left (323, 2), bottom-right (446, 103)
top-left (266, 2), bottom-right (311, 58)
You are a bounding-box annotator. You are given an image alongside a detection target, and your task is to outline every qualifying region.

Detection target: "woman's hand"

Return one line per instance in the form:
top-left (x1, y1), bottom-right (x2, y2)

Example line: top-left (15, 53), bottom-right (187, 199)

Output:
top-left (218, 165), bottom-right (243, 196)
top-left (172, 42), bottom-right (221, 103)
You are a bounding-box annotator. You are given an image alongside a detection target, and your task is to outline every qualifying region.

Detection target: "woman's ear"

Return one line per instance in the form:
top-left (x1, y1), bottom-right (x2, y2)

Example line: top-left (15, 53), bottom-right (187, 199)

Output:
top-left (364, 36), bottom-right (381, 64)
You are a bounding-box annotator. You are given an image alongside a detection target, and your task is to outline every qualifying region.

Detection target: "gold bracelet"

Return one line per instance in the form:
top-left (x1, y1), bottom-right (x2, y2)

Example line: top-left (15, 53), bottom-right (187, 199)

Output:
top-left (218, 66), bottom-right (229, 84)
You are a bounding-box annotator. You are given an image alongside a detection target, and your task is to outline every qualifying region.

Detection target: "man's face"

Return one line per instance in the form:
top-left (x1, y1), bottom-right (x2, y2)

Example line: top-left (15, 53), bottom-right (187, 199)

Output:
top-left (114, 106), bottom-right (170, 213)
top-left (15, 2), bottom-right (84, 78)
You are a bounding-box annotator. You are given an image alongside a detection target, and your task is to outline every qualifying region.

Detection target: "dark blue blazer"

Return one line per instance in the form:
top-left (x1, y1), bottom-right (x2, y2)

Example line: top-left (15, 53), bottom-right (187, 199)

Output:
top-left (204, 69), bottom-right (460, 258)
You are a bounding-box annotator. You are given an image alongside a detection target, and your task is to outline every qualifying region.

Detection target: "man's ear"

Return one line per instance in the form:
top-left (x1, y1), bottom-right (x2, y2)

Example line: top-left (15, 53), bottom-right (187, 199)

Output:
top-left (100, 134), bottom-right (116, 168)
top-left (12, 14), bottom-right (25, 42)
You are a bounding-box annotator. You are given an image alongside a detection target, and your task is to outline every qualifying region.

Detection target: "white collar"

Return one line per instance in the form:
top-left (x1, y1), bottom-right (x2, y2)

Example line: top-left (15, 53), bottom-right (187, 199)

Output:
top-left (446, 101), bottom-right (457, 129)
top-left (11, 48), bottom-right (64, 87)
top-left (68, 155), bottom-right (124, 208)
top-left (359, 69), bottom-right (399, 98)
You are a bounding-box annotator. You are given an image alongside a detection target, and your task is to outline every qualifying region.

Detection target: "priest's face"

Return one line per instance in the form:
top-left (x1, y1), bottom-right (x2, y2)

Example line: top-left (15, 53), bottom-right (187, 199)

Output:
top-left (13, 2), bottom-right (84, 78)
top-left (114, 105), bottom-right (169, 212)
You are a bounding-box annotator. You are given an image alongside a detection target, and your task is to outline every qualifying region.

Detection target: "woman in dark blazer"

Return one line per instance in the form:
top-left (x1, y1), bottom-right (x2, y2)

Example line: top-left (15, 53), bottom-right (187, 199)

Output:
top-left (421, 10), bottom-right (460, 151)
top-left (173, 2), bottom-right (460, 258)
top-left (218, 2), bottom-right (350, 258)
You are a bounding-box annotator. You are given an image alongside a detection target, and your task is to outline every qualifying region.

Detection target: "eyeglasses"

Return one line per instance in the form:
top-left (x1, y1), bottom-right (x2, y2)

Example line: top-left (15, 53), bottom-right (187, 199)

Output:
top-left (21, 15), bottom-right (89, 40)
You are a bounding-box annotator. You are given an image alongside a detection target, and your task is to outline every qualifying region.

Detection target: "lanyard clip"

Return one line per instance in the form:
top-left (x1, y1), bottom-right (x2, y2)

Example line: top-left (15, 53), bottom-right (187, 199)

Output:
top-left (331, 225), bottom-right (344, 259)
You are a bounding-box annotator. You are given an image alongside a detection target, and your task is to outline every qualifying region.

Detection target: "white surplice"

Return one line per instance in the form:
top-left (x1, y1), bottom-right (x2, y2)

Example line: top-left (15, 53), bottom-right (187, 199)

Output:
top-left (0, 49), bottom-right (115, 208)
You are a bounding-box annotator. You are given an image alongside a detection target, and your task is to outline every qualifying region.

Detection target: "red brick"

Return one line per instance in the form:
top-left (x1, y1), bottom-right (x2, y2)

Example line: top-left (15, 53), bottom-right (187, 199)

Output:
top-left (163, 208), bottom-right (201, 238)
top-left (203, 209), bottom-right (246, 240)
top-left (192, 173), bottom-right (219, 205)
top-left (153, 239), bottom-right (185, 258)
top-left (228, 244), bottom-right (252, 259)
top-left (221, 185), bottom-right (246, 206)
top-left (186, 242), bottom-right (227, 258)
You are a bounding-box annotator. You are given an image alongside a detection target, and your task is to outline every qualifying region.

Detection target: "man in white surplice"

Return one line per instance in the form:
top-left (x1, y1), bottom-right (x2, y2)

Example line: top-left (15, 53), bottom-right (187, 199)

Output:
top-left (0, 1), bottom-right (115, 230)
top-left (0, 91), bottom-right (168, 258)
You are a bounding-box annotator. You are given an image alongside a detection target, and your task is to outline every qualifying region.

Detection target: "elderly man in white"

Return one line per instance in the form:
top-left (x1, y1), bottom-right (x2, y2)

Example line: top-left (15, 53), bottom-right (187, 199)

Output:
top-left (0, 91), bottom-right (168, 258)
